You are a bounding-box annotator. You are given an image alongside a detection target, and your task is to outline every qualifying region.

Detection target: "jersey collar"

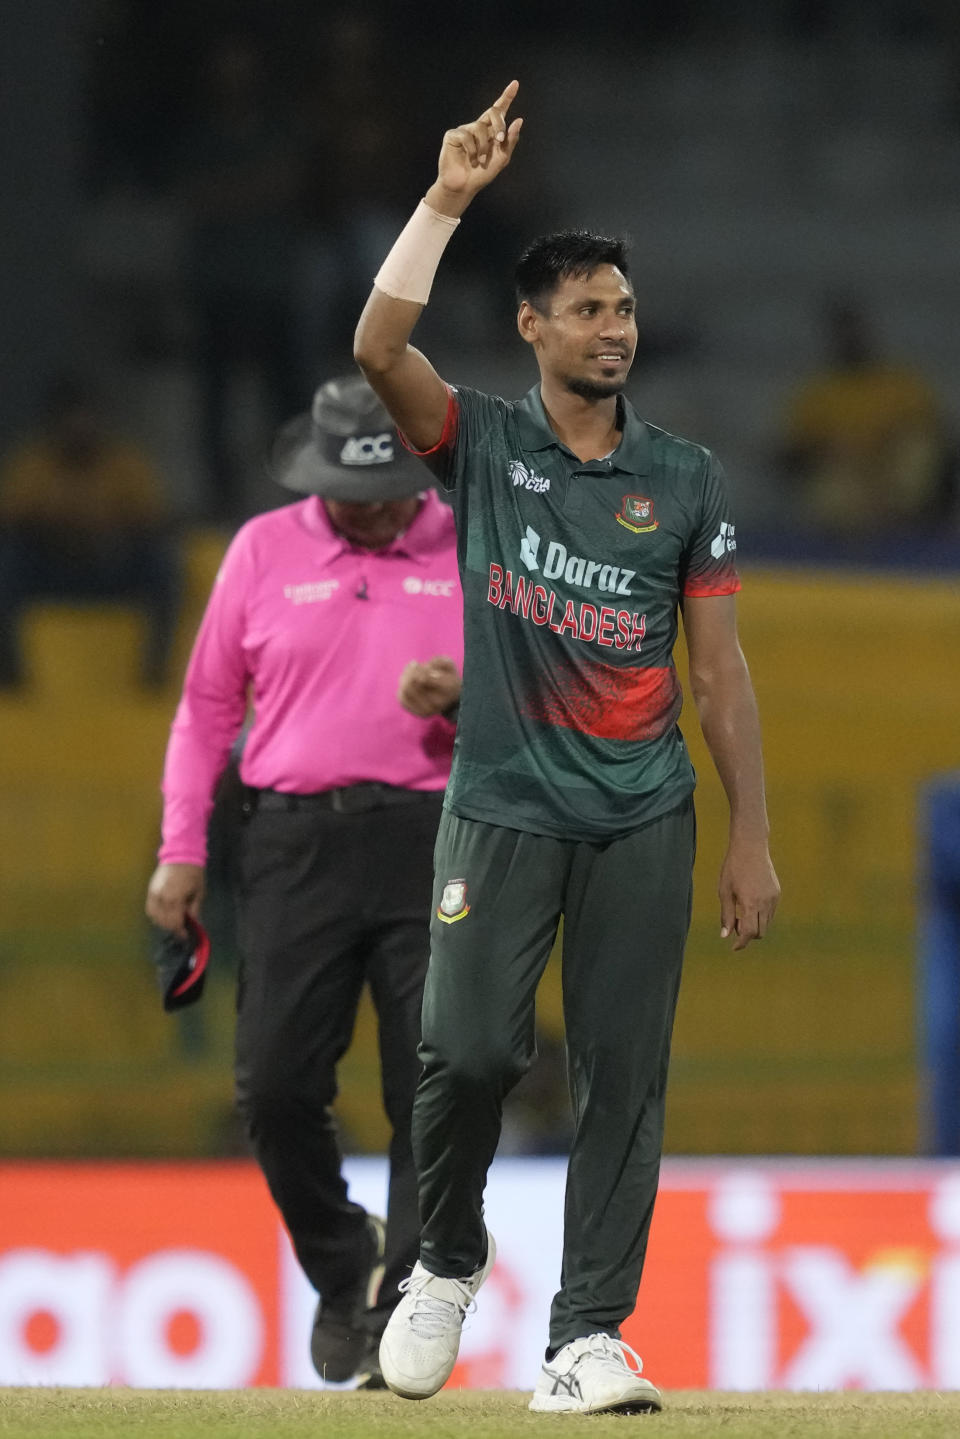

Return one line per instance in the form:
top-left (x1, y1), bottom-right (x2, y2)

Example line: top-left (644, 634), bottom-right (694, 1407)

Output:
top-left (299, 490), bottom-right (448, 567)
top-left (516, 385), bottom-right (652, 476)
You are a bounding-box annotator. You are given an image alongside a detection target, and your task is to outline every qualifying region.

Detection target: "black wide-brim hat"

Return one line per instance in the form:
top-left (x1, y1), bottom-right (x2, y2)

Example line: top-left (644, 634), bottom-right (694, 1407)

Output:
top-left (270, 373), bottom-right (431, 502)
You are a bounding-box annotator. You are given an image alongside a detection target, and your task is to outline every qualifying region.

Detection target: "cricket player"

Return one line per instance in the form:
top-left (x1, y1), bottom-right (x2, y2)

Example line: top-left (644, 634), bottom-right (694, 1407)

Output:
top-left (353, 80), bottom-right (780, 1415)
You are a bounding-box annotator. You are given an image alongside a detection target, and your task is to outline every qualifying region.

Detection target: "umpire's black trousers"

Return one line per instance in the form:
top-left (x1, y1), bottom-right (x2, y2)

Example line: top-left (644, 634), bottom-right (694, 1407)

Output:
top-left (233, 786), bottom-right (443, 1333)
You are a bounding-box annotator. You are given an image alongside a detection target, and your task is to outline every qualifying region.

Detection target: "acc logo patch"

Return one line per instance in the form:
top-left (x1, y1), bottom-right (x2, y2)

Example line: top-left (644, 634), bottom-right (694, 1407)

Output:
top-left (437, 878), bottom-right (471, 924)
top-left (340, 432), bottom-right (394, 466)
top-left (616, 495), bottom-right (659, 534)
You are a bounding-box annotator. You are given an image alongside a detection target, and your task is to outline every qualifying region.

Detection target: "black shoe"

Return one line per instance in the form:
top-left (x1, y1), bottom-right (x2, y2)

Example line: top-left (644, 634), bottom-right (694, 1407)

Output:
top-left (310, 1215), bottom-right (386, 1383)
top-left (354, 1334), bottom-right (387, 1390)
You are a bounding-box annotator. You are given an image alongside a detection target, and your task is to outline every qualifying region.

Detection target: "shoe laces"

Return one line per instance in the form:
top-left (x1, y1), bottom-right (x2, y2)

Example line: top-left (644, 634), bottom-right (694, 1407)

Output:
top-left (397, 1270), bottom-right (478, 1339)
top-left (576, 1333), bottom-right (645, 1376)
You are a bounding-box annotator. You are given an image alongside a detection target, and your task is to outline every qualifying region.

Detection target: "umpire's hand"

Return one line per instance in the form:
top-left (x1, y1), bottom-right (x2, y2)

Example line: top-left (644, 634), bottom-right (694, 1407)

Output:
top-left (146, 862), bottom-right (206, 938)
top-left (397, 655), bottom-right (461, 717)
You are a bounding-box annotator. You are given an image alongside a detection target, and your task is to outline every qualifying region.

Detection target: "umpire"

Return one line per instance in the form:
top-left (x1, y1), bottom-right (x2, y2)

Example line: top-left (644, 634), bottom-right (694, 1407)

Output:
top-left (145, 375), bottom-right (463, 1386)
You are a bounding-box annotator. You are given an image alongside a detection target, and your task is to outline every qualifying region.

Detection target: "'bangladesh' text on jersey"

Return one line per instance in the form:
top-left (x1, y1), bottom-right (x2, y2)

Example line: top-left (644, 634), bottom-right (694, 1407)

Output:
top-left (406, 384), bottom-right (740, 840)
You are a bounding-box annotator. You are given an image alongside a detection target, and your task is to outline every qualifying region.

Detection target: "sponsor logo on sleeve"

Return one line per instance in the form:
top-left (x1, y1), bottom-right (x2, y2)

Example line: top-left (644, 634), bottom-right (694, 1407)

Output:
top-left (710, 521), bottom-right (736, 559)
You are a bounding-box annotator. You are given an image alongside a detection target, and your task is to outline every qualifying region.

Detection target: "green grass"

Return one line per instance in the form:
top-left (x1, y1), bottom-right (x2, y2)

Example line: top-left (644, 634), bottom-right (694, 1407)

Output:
top-left (3, 1390), bottom-right (960, 1439)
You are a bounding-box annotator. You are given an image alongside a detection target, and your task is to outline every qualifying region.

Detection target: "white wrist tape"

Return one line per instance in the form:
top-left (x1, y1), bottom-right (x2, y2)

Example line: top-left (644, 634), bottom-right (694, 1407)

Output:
top-left (374, 200), bottom-right (460, 306)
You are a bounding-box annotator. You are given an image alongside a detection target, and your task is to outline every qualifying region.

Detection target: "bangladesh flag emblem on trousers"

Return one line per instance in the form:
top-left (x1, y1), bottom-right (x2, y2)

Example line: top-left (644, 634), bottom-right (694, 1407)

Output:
top-left (437, 878), bottom-right (471, 924)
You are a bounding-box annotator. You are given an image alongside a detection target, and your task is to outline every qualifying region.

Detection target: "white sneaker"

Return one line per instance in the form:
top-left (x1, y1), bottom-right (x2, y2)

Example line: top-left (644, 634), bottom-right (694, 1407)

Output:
top-left (378, 1229), bottom-right (496, 1400)
top-left (529, 1333), bottom-right (662, 1414)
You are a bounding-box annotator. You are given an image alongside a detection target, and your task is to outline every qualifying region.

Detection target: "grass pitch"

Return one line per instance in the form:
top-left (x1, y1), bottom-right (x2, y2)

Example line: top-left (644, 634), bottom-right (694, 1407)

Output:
top-left (2, 1389), bottom-right (960, 1439)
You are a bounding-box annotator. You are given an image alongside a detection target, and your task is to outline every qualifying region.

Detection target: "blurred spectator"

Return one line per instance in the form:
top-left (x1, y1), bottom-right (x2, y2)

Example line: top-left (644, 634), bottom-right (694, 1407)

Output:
top-left (0, 377), bottom-right (181, 690)
top-left (779, 296), bottom-right (955, 534)
top-left (176, 32), bottom-right (302, 519)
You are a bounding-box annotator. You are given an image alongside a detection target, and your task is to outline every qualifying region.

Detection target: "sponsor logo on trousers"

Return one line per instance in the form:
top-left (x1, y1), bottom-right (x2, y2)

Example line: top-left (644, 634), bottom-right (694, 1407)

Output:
top-left (487, 564), bottom-right (645, 651)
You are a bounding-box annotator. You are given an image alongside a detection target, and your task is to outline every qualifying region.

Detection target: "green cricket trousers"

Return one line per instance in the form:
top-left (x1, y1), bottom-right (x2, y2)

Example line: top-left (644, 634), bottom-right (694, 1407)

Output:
top-left (413, 797), bottom-right (695, 1351)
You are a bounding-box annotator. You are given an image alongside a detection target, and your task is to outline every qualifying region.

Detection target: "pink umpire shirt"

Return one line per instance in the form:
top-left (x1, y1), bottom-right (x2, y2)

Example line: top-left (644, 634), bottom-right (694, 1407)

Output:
top-left (159, 491), bottom-right (463, 866)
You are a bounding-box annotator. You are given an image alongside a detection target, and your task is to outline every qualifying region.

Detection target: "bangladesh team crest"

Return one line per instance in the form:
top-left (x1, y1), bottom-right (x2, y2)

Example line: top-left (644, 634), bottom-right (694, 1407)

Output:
top-left (437, 878), bottom-right (471, 924)
top-left (616, 495), bottom-right (659, 534)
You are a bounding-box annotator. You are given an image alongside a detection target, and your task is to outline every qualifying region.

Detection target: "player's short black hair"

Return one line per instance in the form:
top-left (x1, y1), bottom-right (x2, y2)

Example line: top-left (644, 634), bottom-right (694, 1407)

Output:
top-left (515, 231), bottom-right (631, 311)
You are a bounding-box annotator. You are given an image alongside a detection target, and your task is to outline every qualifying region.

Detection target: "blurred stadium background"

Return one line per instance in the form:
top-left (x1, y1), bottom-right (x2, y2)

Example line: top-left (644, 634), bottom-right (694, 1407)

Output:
top-left (1, 0), bottom-right (960, 1394)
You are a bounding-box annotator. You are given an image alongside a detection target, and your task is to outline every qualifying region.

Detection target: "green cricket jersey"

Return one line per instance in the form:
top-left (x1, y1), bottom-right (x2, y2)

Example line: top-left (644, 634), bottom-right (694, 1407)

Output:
top-left (412, 383), bottom-right (740, 840)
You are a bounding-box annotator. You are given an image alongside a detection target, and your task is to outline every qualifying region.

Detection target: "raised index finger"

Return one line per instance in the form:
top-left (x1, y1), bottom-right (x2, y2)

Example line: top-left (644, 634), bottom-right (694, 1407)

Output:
top-left (492, 80), bottom-right (519, 121)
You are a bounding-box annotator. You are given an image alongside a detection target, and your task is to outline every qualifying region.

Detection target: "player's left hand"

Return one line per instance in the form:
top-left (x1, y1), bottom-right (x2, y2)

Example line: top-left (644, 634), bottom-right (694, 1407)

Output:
top-left (717, 839), bottom-right (780, 951)
top-left (397, 655), bottom-right (461, 717)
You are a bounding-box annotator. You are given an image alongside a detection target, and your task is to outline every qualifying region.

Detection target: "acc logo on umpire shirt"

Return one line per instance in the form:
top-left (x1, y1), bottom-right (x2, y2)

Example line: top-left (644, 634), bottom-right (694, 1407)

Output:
top-left (437, 878), bottom-right (470, 924)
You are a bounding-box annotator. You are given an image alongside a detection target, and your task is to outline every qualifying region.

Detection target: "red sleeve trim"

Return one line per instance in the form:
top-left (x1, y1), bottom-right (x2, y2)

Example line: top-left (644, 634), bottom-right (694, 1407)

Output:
top-left (683, 576), bottom-right (742, 598)
top-left (399, 385), bottom-right (460, 457)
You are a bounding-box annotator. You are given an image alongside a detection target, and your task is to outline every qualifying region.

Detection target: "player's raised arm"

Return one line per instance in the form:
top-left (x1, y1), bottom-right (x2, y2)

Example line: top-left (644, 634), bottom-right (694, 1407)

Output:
top-left (354, 81), bottom-right (523, 452)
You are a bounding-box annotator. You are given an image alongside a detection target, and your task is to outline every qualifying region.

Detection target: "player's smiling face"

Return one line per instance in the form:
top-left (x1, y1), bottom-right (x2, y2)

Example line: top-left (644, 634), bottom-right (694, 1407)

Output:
top-left (519, 265), bottom-right (638, 400)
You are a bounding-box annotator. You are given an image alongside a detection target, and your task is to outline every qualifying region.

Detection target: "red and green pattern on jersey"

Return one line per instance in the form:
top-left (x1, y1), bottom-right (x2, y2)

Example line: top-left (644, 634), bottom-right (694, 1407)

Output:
top-left (408, 383), bottom-right (740, 841)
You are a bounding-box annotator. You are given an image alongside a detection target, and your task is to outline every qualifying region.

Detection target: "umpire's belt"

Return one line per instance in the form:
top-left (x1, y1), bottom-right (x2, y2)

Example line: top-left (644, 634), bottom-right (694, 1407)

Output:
top-left (246, 783), bottom-right (439, 816)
